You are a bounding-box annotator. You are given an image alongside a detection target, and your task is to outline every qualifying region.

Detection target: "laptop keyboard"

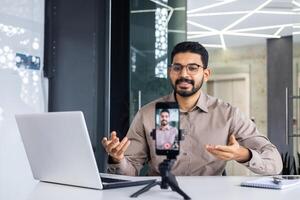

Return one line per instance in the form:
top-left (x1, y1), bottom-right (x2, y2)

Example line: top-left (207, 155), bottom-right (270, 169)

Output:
top-left (101, 177), bottom-right (130, 183)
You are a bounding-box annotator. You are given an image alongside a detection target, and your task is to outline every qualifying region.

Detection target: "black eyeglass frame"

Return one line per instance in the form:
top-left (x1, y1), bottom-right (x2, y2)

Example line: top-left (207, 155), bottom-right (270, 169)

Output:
top-left (169, 63), bottom-right (205, 75)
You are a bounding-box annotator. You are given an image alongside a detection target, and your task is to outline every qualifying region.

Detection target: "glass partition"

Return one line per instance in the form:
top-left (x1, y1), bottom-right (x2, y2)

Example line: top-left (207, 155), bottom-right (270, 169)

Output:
top-left (129, 0), bottom-right (186, 121)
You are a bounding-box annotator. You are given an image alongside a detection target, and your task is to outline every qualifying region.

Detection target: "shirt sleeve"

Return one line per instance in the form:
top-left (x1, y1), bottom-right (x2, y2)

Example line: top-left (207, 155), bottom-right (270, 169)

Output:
top-left (230, 107), bottom-right (283, 175)
top-left (107, 110), bottom-right (149, 176)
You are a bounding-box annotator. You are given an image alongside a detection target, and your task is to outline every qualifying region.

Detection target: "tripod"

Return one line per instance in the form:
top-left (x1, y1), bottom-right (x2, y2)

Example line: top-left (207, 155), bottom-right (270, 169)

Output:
top-left (130, 158), bottom-right (191, 200)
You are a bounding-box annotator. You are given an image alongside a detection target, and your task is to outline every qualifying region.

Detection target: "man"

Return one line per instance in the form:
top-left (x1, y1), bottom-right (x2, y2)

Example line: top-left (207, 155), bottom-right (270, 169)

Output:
top-left (156, 109), bottom-right (178, 150)
top-left (102, 41), bottom-right (283, 176)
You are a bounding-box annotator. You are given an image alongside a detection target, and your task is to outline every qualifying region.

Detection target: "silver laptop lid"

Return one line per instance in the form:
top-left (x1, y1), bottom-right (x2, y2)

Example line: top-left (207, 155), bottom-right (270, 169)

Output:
top-left (15, 111), bottom-right (103, 189)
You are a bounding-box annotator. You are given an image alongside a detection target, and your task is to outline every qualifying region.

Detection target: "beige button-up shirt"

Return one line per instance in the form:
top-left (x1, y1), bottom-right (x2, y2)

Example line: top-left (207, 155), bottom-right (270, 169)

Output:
top-left (156, 125), bottom-right (178, 150)
top-left (108, 92), bottom-right (282, 176)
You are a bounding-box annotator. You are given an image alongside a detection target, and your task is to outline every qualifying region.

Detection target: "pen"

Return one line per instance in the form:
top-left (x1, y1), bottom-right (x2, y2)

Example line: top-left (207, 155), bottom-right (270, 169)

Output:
top-left (272, 175), bottom-right (300, 184)
top-left (272, 177), bottom-right (283, 184)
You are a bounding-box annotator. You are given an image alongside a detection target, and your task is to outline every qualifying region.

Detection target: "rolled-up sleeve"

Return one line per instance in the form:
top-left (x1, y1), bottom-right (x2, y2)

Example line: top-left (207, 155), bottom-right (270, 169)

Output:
top-left (107, 110), bottom-right (149, 176)
top-left (230, 108), bottom-right (283, 175)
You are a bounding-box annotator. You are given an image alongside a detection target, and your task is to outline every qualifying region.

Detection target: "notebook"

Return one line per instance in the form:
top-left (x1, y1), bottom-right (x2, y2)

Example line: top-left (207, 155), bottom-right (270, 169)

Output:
top-left (241, 176), bottom-right (300, 190)
top-left (15, 111), bottom-right (156, 190)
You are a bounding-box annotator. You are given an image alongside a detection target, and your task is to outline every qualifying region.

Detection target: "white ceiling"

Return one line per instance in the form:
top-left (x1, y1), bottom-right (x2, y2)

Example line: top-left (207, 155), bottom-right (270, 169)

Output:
top-left (187, 0), bottom-right (300, 49)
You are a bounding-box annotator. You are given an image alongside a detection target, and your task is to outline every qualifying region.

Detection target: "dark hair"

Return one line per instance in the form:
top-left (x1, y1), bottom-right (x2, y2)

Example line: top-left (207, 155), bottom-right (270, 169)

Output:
top-left (171, 41), bottom-right (209, 68)
top-left (160, 109), bottom-right (169, 114)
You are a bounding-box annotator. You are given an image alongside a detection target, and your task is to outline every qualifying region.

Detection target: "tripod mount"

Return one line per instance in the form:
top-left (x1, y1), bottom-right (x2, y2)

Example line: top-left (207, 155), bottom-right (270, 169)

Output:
top-left (130, 156), bottom-right (191, 200)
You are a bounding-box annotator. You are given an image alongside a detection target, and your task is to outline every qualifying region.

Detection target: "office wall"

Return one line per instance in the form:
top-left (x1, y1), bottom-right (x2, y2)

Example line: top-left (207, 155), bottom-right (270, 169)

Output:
top-left (209, 38), bottom-right (294, 156)
top-left (208, 44), bottom-right (268, 136)
top-left (0, 0), bottom-right (46, 199)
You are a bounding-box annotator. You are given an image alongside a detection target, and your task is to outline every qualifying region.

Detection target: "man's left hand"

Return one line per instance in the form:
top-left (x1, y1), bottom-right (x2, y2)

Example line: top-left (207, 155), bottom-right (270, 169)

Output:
top-left (205, 134), bottom-right (251, 163)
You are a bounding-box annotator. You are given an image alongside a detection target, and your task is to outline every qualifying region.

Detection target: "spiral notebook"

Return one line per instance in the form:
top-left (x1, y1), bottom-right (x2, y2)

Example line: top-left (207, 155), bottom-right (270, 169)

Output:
top-left (241, 177), bottom-right (300, 190)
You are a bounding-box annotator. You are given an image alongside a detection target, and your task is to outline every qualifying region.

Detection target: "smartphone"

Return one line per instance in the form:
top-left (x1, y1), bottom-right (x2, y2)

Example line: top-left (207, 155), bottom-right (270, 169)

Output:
top-left (155, 102), bottom-right (180, 157)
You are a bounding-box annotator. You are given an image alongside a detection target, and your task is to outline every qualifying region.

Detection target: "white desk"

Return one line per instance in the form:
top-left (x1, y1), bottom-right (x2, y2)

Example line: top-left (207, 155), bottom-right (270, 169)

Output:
top-left (21, 176), bottom-right (300, 200)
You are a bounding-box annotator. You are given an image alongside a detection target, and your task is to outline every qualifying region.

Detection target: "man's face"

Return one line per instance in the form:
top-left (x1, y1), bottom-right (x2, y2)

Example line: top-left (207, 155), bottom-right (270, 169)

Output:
top-left (160, 112), bottom-right (169, 126)
top-left (169, 52), bottom-right (210, 97)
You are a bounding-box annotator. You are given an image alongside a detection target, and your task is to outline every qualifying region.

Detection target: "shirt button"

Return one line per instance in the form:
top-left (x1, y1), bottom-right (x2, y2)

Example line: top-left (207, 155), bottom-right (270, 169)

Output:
top-left (252, 162), bottom-right (256, 166)
top-left (183, 152), bottom-right (187, 156)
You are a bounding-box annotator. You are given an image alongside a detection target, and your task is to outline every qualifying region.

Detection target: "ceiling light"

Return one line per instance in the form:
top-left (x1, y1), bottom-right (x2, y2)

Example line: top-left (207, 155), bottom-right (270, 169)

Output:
top-left (187, 20), bottom-right (219, 32)
top-left (220, 34), bottom-right (226, 49)
top-left (202, 44), bottom-right (224, 48)
top-left (187, 31), bottom-right (214, 34)
top-left (223, 0), bottom-right (273, 31)
top-left (173, 7), bottom-right (186, 11)
top-left (187, 33), bottom-right (219, 39)
top-left (188, 10), bottom-right (299, 17)
top-left (230, 24), bottom-right (293, 32)
top-left (150, 0), bottom-right (173, 10)
top-left (274, 26), bottom-right (285, 36)
top-left (168, 29), bottom-right (186, 33)
top-left (257, 10), bottom-right (300, 15)
top-left (187, 0), bottom-right (237, 14)
top-left (224, 32), bottom-right (281, 38)
top-left (130, 9), bottom-right (156, 14)
top-left (186, 0), bottom-right (296, 48)
top-left (188, 11), bottom-right (248, 17)
top-left (166, 9), bottom-right (174, 23)
top-left (292, 0), bottom-right (300, 7)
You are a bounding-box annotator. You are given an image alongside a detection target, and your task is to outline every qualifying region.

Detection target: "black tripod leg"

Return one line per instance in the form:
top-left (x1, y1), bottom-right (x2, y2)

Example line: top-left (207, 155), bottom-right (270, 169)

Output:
top-left (130, 181), bottom-right (160, 198)
top-left (168, 174), bottom-right (179, 190)
top-left (168, 180), bottom-right (191, 200)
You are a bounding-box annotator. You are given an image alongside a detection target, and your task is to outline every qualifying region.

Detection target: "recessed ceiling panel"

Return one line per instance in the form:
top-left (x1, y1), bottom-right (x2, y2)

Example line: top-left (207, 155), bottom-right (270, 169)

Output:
top-left (187, 0), bottom-right (298, 48)
top-left (222, 35), bottom-right (267, 47)
top-left (188, 0), bottom-right (265, 14)
top-left (188, 35), bottom-right (222, 45)
top-left (188, 14), bottom-right (246, 30)
top-left (231, 13), bottom-right (295, 30)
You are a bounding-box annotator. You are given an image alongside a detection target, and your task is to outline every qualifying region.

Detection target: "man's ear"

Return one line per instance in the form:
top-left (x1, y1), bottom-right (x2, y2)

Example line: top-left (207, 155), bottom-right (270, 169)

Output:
top-left (203, 67), bottom-right (211, 82)
top-left (167, 67), bottom-right (171, 77)
top-left (168, 67), bottom-right (174, 80)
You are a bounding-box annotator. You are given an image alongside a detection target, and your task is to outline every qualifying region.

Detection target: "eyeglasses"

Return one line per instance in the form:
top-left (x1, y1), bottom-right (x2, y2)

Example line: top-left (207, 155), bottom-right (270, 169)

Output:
top-left (169, 63), bottom-right (204, 75)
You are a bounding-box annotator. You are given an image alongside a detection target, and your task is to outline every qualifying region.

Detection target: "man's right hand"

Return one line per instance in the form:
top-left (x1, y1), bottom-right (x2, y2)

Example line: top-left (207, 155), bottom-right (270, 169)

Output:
top-left (101, 131), bottom-right (130, 163)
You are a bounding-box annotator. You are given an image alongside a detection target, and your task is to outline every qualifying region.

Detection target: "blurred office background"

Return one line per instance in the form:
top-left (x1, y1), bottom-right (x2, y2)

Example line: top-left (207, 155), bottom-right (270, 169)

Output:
top-left (0, 0), bottom-right (300, 199)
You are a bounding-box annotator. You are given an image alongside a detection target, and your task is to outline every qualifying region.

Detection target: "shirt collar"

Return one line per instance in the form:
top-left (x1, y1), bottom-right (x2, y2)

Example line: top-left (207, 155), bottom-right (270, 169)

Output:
top-left (159, 125), bottom-right (170, 131)
top-left (166, 91), bottom-right (208, 113)
top-left (196, 91), bottom-right (208, 113)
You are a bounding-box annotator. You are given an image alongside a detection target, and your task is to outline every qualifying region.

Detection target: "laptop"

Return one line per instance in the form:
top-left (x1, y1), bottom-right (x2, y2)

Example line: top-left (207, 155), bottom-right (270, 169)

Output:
top-left (15, 111), bottom-right (156, 190)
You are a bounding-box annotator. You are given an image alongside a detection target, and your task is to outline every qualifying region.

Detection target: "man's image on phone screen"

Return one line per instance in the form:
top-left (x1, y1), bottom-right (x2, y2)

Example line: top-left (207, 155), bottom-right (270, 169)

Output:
top-left (155, 108), bottom-right (179, 150)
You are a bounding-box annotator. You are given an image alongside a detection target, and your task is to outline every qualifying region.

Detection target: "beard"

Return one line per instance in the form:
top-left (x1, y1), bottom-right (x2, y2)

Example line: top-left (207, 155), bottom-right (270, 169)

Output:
top-left (161, 120), bottom-right (168, 126)
top-left (171, 76), bottom-right (203, 97)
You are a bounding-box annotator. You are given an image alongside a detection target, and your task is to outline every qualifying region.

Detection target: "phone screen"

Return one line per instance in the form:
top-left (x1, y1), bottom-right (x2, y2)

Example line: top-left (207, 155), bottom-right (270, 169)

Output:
top-left (155, 102), bottom-right (180, 155)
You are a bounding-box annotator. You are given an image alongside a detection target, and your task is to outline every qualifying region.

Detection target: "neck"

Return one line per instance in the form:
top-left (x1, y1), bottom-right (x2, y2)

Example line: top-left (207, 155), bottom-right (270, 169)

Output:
top-left (176, 90), bottom-right (201, 112)
top-left (160, 125), bottom-right (169, 130)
